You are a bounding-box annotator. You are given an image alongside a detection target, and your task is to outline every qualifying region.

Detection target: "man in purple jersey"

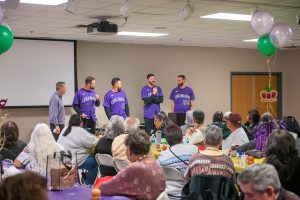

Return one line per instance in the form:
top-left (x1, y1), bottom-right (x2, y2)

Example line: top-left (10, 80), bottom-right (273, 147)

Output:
top-left (73, 76), bottom-right (100, 134)
top-left (170, 75), bottom-right (195, 113)
top-left (103, 77), bottom-right (129, 120)
top-left (141, 73), bottom-right (163, 135)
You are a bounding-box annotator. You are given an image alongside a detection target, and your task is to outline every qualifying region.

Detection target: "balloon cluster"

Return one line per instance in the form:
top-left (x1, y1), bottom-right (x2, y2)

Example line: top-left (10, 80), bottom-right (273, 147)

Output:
top-left (0, 6), bottom-right (14, 55)
top-left (251, 10), bottom-right (293, 57)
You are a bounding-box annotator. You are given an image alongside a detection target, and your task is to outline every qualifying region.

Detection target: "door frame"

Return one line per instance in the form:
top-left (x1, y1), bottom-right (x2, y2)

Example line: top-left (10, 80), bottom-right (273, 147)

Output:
top-left (230, 72), bottom-right (283, 120)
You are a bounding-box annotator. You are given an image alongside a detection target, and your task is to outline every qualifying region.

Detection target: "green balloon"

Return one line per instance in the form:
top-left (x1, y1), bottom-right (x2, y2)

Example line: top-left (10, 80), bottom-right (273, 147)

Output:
top-left (257, 34), bottom-right (277, 57)
top-left (0, 24), bottom-right (14, 55)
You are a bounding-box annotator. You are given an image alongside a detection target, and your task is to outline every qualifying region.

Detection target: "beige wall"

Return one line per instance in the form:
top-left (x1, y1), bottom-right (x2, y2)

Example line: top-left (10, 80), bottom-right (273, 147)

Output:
top-left (5, 41), bottom-right (295, 143)
top-left (282, 49), bottom-right (300, 120)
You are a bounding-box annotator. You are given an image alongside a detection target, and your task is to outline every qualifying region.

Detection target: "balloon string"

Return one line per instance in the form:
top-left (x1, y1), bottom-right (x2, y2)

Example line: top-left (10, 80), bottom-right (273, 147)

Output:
top-left (267, 57), bottom-right (271, 89)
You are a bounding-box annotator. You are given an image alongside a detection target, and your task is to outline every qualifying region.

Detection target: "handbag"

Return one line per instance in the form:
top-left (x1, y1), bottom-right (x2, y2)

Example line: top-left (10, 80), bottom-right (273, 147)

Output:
top-left (48, 151), bottom-right (76, 191)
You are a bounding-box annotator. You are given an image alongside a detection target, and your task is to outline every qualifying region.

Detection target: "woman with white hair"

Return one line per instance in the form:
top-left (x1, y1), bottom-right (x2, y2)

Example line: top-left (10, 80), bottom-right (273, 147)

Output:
top-left (94, 115), bottom-right (125, 176)
top-left (14, 123), bottom-right (62, 175)
top-left (181, 110), bottom-right (193, 135)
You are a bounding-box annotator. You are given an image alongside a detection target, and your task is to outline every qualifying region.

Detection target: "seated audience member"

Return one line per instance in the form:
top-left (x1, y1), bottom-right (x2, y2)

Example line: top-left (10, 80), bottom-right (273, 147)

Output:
top-left (279, 115), bottom-right (300, 155)
top-left (181, 110), bottom-right (193, 135)
top-left (153, 111), bottom-right (169, 138)
top-left (14, 123), bottom-right (61, 175)
top-left (158, 123), bottom-right (198, 197)
top-left (0, 171), bottom-right (48, 200)
top-left (0, 121), bottom-right (27, 161)
top-left (112, 117), bottom-right (140, 162)
top-left (212, 111), bottom-right (232, 140)
top-left (57, 114), bottom-right (98, 185)
top-left (185, 109), bottom-right (206, 149)
top-left (237, 164), bottom-right (300, 200)
top-left (94, 115), bottom-right (125, 176)
top-left (265, 129), bottom-right (300, 196)
top-left (244, 109), bottom-right (260, 140)
top-left (252, 112), bottom-right (276, 151)
top-left (100, 131), bottom-right (166, 199)
top-left (185, 125), bottom-right (235, 180)
top-left (222, 112), bottom-right (249, 150)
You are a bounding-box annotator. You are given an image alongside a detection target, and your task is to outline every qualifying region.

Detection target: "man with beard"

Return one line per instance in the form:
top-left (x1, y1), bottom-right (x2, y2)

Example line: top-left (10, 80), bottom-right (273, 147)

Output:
top-left (141, 73), bottom-right (164, 135)
top-left (73, 76), bottom-right (100, 134)
top-left (170, 75), bottom-right (195, 113)
top-left (103, 77), bottom-right (129, 120)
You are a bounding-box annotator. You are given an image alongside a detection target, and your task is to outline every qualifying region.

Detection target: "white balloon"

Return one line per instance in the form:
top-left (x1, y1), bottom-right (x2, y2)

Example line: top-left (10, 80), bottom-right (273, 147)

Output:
top-left (250, 10), bottom-right (274, 36)
top-left (0, 6), bottom-right (4, 23)
top-left (120, 0), bottom-right (128, 17)
top-left (270, 23), bottom-right (293, 48)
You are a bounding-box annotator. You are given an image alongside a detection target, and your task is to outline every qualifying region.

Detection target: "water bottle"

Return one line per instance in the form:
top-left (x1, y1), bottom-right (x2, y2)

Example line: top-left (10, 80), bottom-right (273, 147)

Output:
top-left (156, 131), bottom-right (162, 144)
top-left (185, 137), bottom-right (190, 144)
top-left (151, 134), bottom-right (156, 144)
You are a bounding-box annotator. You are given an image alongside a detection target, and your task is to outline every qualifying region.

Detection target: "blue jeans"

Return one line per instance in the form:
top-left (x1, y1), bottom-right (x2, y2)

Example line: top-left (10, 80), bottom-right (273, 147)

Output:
top-left (79, 155), bottom-right (98, 185)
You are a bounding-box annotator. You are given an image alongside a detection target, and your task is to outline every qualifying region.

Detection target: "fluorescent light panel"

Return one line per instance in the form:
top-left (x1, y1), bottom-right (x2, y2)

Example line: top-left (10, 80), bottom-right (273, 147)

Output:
top-left (117, 31), bottom-right (168, 37)
top-left (0, 0), bottom-right (67, 5)
top-left (243, 39), bottom-right (258, 42)
top-left (201, 13), bottom-right (252, 21)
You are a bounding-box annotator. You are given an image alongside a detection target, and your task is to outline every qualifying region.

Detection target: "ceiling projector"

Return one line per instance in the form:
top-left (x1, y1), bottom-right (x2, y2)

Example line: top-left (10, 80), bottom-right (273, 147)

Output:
top-left (87, 20), bottom-right (118, 35)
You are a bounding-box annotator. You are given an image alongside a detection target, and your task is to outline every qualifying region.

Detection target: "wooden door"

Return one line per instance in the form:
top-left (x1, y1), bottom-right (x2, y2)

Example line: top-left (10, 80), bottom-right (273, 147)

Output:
top-left (231, 73), bottom-right (281, 123)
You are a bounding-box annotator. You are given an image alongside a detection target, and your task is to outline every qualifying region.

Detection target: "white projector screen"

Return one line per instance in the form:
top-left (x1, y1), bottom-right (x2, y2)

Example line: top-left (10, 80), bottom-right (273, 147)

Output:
top-left (0, 38), bottom-right (76, 107)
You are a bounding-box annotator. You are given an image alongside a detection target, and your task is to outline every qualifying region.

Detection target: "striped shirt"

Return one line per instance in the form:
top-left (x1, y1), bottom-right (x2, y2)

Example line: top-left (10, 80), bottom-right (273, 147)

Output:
top-left (185, 153), bottom-right (235, 180)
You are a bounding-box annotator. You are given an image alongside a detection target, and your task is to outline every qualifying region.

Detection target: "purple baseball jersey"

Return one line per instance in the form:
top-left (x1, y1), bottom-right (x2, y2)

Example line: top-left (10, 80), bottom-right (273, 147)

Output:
top-left (73, 88), bottom-right (97, 122)
top-left (141, 85), bottom-right (163, 119)
top-left (103, 90), bottom-right (128, 119)
top-left (169, 86), bottom-right (195, 113)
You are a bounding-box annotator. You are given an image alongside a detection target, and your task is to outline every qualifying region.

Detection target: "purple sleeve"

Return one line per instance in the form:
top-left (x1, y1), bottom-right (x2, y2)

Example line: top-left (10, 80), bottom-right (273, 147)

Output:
top-left (190, 88), bottom-right (195, 100)
top-left (141, 87), bottom-right (148, 99)
top-left (169, 88), bottom-right (175, 100)
top-left (157, 87), bottom-right (163, 97)
top-left (103, 92), bottom-right (110, 108)
top-left (73, 91), bottom-right (80, 105)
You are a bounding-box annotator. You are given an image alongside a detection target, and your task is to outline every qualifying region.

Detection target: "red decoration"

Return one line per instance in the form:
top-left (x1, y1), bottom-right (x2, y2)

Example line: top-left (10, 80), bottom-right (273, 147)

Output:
top-left (0, 99), bottom-right (7, 108)
top-left (260, 89), bottom-right (277, 102)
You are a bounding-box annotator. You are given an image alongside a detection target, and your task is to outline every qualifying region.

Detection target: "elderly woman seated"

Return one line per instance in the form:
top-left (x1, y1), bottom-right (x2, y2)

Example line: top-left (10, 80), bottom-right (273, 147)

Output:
top-left (14, 123), bottom-right (62, 175)
top-left (100, 130), bottom-right (166, 199)
top-left (185, 125), bottom-right (235, 180)
top-left (57, 114), bottom-right (99, 185)
top-left (0, 121), bottom-right (27, 161)
top-left (94, 115), bottom-right (125, 176)
top-left (157, 122), bottom-right (198, 197)
top-left (252, 112), bottom-right (276, 151)
top-left (181, 110), bottom-right (193, 135)
top-left (185, 109), bottom-right (206, 150)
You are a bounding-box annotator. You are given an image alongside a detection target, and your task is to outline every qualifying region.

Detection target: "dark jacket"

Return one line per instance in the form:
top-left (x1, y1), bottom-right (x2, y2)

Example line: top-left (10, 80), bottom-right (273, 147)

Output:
top-left (181, 174), bottom-right (240, 200)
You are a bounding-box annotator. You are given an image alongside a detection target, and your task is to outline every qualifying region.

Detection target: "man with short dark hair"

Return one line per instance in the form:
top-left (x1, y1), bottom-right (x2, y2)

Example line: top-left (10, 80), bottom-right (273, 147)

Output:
top-left (170, 75), bottom-right (195, 113)
top-left (103, 77), bottom-right (129, 120)
top-left (73, 76), bottom-right (100, 134)
top-left (141, 73), bottom-right (163, 135)
top-left (49, 81), bottom-right (67, 141)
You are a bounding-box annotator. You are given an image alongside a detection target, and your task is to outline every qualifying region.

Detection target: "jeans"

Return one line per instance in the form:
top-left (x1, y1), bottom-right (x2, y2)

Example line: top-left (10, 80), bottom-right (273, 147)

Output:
top-left (50, 123), bottom-right (64, 141)
top-left (79, 155), bottom-right (98, 185)
top-left (144, 117), bottom-right (154, 136)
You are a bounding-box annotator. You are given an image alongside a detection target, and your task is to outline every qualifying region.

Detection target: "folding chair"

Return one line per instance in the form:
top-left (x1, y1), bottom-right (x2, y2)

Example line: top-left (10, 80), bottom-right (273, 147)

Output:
top-left (113, 159), bottom-right (130, 173)
top-left (162, 166), bottom-right (185, 200)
